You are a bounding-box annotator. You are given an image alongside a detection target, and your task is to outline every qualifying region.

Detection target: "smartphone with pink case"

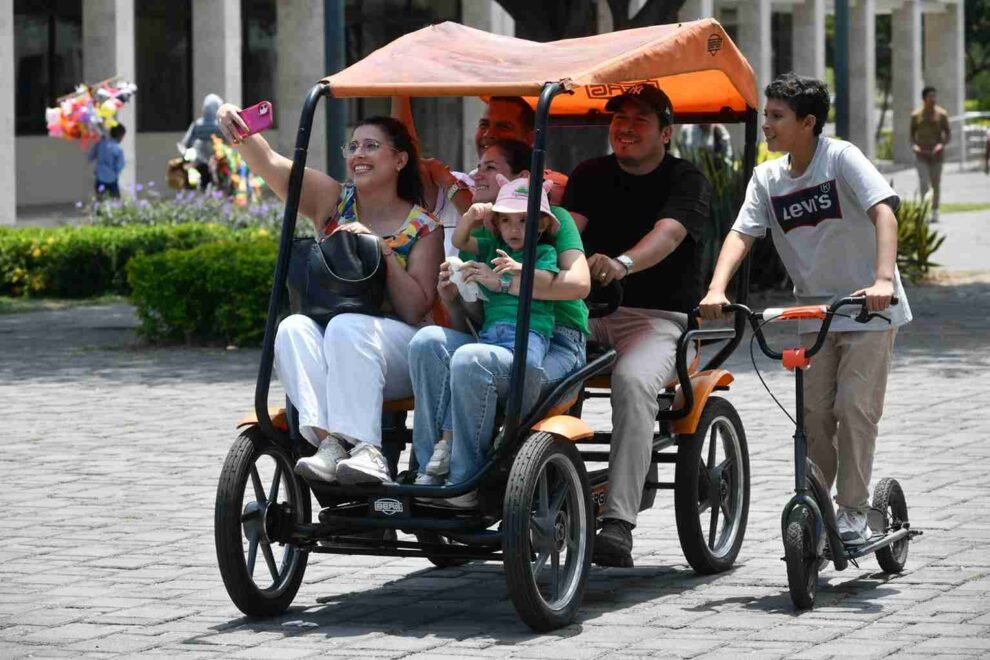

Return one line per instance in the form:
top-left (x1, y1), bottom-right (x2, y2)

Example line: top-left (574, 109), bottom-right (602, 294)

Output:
top-left (237, 101), bottom-right (273, 138)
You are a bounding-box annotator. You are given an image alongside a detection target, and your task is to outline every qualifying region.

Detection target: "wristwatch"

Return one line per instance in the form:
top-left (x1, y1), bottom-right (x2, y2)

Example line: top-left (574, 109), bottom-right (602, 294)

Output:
top-left (499, 273), bottom-right (513, 294)
top-left (616, 254), bottom-right (634, 275)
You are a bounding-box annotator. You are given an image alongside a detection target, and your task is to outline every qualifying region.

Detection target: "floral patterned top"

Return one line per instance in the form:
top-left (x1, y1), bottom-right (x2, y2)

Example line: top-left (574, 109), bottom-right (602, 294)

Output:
top-left (324, 182), bottom-right (439, 270)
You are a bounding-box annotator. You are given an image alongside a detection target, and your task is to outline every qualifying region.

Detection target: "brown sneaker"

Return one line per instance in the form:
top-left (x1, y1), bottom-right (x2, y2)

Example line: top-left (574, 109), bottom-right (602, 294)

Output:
top-left (593, 518), bottom-right (634, 567)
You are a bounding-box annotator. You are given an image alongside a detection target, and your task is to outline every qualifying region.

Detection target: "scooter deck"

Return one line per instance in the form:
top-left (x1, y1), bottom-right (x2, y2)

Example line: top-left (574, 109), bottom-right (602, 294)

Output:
top-left (832, 525), bottom-right (922, 561)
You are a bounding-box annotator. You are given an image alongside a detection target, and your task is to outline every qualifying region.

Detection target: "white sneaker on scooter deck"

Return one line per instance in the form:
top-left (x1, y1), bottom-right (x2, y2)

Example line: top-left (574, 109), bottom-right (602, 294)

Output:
top-left (837, 507), bottom-right (871, 545)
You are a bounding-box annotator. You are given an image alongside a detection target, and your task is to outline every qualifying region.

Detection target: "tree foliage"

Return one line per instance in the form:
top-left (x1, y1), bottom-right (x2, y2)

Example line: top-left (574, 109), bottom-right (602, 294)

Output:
top-left (493, 0), bottom-right (687, 41)
top-left (966, 0), bottom-right (990, 83)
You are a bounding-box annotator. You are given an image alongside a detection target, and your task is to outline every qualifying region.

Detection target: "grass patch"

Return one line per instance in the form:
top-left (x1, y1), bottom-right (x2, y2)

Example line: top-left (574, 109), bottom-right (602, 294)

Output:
top-left (0, 294), bottom-right (127, 315)
top-left (941, 202), bottom-right (990, 215)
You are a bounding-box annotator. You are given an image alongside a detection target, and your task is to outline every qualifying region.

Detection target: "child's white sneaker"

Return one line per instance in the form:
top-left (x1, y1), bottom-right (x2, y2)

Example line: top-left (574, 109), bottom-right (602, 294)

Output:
top-left (837, 507), bottom-right (871, 545)
top-left (414, 472), bottom-right (443, 486)
top-left (425, 438), bottom-right (451, 476)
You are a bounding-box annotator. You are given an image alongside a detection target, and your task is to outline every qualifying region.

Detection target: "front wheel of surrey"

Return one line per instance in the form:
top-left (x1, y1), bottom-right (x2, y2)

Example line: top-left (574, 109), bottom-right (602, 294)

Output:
top-left (674, 396), bottom-right (750, 574)
top-left (784, 505), bottom-right (820, 610)
top-left (215, 428), bottom-right (311, 617)
top-left (873, 478), bottom-right (910, 573)
top-left (503, 432), bottom-right (594, 632)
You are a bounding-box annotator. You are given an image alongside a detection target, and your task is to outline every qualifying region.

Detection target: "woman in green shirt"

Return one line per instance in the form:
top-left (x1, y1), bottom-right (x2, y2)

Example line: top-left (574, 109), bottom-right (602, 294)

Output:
top-left (408, 139), bottom-right (591, 507)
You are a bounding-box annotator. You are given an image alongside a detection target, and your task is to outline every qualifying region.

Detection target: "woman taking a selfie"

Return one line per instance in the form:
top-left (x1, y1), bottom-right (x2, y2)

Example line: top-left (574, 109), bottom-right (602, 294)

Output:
top-left (216, 104), bottom-right (443, 486)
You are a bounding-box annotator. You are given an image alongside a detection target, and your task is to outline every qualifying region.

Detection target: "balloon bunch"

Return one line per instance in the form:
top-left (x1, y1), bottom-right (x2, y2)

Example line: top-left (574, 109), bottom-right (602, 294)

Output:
top-left (210, 135), bottom-right (265, 206)
top-left (45, 79), bottom-right (137, 145)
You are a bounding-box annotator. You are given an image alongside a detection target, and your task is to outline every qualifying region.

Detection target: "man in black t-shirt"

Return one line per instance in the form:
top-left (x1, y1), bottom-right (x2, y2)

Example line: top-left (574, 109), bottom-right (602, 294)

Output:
top-left (563, 85), bottom-right (711, 567)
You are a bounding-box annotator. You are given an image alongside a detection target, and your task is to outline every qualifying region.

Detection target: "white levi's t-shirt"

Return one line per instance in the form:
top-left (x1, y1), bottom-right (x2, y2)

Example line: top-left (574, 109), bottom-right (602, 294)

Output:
top-left (733, 137), bottom-right (912, 333)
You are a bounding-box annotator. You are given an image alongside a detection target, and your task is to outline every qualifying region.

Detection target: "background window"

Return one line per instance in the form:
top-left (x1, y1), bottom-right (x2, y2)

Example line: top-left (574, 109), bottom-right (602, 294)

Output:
top-left (14, 0), bottom-right (83, 135)
top-left (242, 0), bottom-right (277, 115)
top-left (136, 0), bottom-right (192, 131)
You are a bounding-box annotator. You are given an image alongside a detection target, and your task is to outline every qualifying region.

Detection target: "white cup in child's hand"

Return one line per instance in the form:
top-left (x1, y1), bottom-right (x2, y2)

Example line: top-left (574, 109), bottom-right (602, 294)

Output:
top-left (445, 257), bottom-right (487, 303)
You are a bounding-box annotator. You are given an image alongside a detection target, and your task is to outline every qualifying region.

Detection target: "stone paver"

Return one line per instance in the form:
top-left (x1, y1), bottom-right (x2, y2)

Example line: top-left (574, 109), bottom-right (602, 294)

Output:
top-left (1, 275), bottom-right (988, 658)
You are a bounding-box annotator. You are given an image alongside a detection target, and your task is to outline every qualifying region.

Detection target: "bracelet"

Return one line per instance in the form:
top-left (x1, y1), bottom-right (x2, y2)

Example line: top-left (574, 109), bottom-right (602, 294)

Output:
top-left (446, 181), bottom-right (462, 201)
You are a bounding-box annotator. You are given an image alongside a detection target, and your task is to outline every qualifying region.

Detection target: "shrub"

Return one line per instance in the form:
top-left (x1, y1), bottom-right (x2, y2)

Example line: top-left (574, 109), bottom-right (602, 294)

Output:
top-left (0, 223), bottom-right (237, 298)
top-left (127, 237), bottom-right (277, 346)
top-left (896, 194), bottom-right (944, 283)
top-left (86, 186), bottom-right (285, 232)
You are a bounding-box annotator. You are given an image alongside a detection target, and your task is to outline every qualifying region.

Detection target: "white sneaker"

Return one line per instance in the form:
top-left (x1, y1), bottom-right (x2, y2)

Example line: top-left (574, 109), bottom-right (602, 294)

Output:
top-left (414, 473), bottom-right (443, 486)
top-left (837, 507), bottom-right (871, 545)
top-left (335, 442), bottom-right (393, 485)
top-left (294, 436), bottom-right (349, 483)
top-left (425, 438), bottom-right (451, 476)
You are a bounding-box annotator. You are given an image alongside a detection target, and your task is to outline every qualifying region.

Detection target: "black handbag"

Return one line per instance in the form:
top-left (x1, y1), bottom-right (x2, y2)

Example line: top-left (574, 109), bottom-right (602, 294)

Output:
top-left (286, 230), bottom-right (386, 325)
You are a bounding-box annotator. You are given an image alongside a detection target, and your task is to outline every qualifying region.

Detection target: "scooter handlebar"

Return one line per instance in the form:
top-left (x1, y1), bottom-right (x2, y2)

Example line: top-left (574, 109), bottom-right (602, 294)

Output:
top-left (691, 296), bottom-right (899, 362)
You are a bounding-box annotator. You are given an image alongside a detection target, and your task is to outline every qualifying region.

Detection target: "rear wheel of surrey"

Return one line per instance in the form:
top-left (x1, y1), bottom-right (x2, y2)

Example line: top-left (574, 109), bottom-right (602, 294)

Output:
top-left (784, 504), bottom-right (820, 610)
top-left (415, 532), bottom-right (471, 569)
top-left (215, 428), bottom-right (311, 617)
top-left (674, 397), bottom-right (750, 574)
top-left (873, 478), bottom-right (910, 573)
top-left (503, 432), bottom-right (593, 632)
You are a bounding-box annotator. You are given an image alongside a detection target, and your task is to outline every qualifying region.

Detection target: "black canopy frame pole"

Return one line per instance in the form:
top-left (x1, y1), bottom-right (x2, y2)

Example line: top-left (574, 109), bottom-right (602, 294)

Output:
top-left (255, 82), bottom-right (331, 442)
top-left (500, 81), bottom-right (565, 447)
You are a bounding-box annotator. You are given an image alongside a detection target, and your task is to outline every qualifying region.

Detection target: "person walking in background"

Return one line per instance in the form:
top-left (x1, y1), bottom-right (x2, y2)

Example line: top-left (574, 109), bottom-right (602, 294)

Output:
top-left (180, 94), bottom-right (225, 189)
top-left (910, 86), bottom-right (950, 222)
top-left (87, 123), bottom-right (126, 199)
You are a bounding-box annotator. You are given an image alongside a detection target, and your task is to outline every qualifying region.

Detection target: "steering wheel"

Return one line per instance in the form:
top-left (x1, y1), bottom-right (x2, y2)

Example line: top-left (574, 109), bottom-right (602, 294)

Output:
top-left (586, 279), bottom-right (622, 319)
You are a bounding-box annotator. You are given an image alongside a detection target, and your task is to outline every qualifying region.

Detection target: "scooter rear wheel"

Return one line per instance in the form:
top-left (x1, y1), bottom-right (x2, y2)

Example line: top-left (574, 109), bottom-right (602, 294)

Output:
top-left (873, 478), bottom-right (909, 573)
top-left (784, 504), bottom-right (819, 609)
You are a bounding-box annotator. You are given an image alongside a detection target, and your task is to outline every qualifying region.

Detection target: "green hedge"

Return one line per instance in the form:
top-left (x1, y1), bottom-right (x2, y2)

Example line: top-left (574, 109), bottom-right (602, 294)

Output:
top-left (0, 223), bottom-right (238, 298)
top-left (127, 238), bottom-right (277, 346)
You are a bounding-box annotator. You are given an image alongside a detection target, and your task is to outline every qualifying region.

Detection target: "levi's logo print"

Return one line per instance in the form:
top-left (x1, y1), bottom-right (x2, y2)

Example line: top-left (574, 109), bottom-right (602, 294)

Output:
top-left (771, 180), bottom-right (842, 232)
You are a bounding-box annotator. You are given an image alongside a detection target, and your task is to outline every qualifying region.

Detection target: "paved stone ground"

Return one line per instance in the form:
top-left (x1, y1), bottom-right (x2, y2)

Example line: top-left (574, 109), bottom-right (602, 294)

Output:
top-left (3, 165), bottom-right (989, 657)
top-left (1, 272), bottom-right (989, 659)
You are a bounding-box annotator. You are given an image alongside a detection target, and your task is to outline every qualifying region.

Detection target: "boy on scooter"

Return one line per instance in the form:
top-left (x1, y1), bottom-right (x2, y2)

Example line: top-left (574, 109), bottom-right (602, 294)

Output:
top-left (698, 73), bottom-right (912, 545)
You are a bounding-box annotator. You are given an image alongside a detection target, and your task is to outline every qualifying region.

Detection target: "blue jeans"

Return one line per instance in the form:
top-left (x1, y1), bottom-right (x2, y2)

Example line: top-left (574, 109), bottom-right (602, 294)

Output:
top-left (409, 324), bottom-right (586, 484)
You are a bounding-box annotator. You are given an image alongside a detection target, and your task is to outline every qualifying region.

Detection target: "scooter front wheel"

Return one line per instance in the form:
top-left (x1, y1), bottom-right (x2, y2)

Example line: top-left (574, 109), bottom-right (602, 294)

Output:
top-left (873, 478), bottom-right (909, 573)
top-left (784, 504), bottom-right (820, 609)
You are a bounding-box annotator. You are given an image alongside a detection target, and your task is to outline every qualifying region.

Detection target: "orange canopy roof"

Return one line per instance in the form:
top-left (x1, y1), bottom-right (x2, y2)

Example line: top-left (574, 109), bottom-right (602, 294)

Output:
top-left (322, 19), bottom-right (757, 118)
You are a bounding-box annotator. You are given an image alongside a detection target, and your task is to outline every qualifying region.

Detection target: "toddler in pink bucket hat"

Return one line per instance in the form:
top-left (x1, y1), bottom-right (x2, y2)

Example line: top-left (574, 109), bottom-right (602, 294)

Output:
top-left (418, 176), bottom-right (561, 496)
top-left (489, 176), bottom-right (560, 237)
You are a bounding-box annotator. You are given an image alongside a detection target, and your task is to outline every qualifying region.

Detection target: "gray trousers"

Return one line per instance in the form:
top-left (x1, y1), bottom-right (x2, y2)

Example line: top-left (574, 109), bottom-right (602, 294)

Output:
top-left (916, 155), bottom-right (943, 211)
top-left (590, 307), bottom-right (689, 525)
top-left (801, 328), bottom-right (897, 512)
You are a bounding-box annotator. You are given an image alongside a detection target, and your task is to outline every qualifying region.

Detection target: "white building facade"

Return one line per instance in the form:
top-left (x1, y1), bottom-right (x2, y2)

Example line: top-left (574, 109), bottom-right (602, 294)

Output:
top-left (1, 0), bottom-right (965, 224)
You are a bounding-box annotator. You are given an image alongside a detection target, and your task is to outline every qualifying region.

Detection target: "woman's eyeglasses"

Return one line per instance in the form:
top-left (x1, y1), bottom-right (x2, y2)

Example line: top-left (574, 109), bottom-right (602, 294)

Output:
top-left (341, 139), bottom-right (399, 156)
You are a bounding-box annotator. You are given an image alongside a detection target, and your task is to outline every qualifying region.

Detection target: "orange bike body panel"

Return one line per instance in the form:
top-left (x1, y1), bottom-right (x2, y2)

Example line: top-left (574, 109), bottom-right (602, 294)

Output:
top-left (670, 369), bottom-right (735, 436)
top-left (237, 407), bottom-right (289, 431)
top-left (530, 415), bottom-right (595, 442)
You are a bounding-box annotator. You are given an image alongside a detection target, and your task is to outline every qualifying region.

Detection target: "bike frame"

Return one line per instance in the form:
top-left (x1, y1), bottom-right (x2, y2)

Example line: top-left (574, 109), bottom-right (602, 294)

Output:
top-left (249, 81), bottom-right (759, 506)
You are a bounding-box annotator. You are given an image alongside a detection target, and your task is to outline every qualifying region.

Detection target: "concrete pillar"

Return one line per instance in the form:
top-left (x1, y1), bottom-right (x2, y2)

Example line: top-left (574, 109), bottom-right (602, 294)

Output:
top-left (0, 0), bottom-right (14, 223)
top-left (679, 0), bottom-right (714, 22)
top-left (791, 0), bottom-right (825, 80)
top-left (83, 0), bottom-right (136, 196)
top-left (192, 0), bottom-right (241, 115)
top-left (276, 0), bottom-right (326, 173)
top-left (737, 0), bottom-right (771, 143)
top-left (923, 2), bottom-right (965, 161)
top-left (891, 0), bottom-right (922, 164)
top-left (848, 0), bottom-right (876, 158)
top-left (460, 2), bottom-right (514, 169)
